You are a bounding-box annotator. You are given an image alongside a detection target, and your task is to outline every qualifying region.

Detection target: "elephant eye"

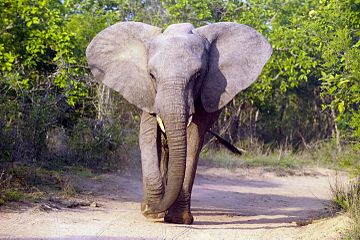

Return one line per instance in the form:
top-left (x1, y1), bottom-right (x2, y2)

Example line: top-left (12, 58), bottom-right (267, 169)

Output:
top-left (149, 72), bottom-right (157, 89)
top-left (192, 71), bottom-right (201, 81)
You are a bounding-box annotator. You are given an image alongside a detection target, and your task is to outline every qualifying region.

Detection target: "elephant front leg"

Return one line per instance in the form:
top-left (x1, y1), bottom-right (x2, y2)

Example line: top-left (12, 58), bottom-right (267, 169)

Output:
top-left (139, 112), bottom-right (165, 219)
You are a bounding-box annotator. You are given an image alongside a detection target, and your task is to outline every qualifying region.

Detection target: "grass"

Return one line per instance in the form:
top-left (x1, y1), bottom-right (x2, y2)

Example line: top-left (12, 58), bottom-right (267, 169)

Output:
top-left (200, 149), bottom-right (318, 176)
top-left (0, 164), bottom-right (88, 206)
top-left (1, 167), bottom-right (41, 205)
top-left (61, 177), bottom-right (77, 198)
top-left (65, 165), bottom-right (101, 179)
top-left (0, 161), bottom-right (115, 207)
top-left (2, 188), bottom-right (26, 202)
top-left (200, 141), bottom-right (355, 173)
top-left (200, 148), bottom-right (328, 173)
top-left (349, 197), bottom-right (360, 239)
top-left (0, 169), bottom-right (44, 205)
top-left (330, 175), bottom-right (360, 239)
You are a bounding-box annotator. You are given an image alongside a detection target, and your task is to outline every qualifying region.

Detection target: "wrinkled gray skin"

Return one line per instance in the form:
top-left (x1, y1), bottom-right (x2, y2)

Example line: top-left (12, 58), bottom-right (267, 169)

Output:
top-left (86, 22), bottom-right (272, 224)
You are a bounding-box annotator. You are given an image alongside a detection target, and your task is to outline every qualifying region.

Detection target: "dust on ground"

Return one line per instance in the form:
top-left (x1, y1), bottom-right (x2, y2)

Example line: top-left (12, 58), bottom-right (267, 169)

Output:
top-left (0, 166), bottom-right (350, 240)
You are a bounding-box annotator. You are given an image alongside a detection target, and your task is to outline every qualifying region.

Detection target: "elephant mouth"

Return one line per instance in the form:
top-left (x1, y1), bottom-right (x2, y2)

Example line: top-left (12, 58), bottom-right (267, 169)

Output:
top-left (156, 115), bottom-right (193, 133)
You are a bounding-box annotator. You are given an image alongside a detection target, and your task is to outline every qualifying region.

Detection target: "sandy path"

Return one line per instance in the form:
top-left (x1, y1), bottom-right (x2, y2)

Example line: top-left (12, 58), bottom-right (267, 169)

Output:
top-left (0, 166), bottom-right (349, 240)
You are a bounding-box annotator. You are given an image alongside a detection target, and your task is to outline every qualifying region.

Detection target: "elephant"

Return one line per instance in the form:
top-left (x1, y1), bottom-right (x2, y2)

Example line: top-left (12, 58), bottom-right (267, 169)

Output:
top-left (86, 22), bottom-right (272, 224)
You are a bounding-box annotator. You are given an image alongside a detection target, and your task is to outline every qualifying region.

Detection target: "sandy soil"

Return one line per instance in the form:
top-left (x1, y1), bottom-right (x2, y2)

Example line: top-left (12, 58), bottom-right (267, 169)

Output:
top-left (0, 166), bottom-right (350, 240)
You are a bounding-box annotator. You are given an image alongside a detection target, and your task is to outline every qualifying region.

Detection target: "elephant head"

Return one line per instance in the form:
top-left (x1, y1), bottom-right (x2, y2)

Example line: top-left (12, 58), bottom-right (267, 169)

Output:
top-left (86, 22), bottom-right (272, 213)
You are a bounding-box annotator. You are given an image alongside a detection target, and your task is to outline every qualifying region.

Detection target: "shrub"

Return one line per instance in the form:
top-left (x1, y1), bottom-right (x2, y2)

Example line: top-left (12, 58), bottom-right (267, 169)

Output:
top-left (65, 116), bottom-right (140, 170)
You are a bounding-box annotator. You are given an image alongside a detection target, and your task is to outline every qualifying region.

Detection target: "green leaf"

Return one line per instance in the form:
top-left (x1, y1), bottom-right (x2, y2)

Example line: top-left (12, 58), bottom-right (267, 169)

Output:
top-left (338, 101), bottom-right (345, 114)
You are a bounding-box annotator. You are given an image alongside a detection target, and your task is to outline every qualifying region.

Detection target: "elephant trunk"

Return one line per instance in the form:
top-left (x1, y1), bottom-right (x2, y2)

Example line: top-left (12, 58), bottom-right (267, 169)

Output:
top-left (146, 84), bottom-right (188, 214)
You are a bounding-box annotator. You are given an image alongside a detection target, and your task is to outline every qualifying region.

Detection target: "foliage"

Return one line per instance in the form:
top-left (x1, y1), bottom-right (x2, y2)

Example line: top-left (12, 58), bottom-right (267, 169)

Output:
top-left (0, 0), bottom-right (140, 168)
top-left (315, 0), bottom-right (360, 148)
top-left (0, 0), bottom-right (88, 106)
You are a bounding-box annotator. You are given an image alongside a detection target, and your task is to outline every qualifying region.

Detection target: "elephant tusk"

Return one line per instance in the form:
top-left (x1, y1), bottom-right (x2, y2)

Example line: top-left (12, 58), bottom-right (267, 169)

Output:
top-left (156, 116), bottom-right (166, 133)
top-left (187, 115), bottom-right (193, 128)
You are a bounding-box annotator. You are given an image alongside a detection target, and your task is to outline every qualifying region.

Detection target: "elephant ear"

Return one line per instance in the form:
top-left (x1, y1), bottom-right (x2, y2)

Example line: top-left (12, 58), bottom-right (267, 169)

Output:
top-left (86, 22), bottom-right (162, 113)
top-left (194, 23), bottom-right (272, 112)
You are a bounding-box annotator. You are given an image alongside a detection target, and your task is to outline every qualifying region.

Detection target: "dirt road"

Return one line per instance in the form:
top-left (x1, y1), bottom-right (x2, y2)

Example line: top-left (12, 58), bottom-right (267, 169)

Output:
top-left (0, 166), bottom-right (349, 240)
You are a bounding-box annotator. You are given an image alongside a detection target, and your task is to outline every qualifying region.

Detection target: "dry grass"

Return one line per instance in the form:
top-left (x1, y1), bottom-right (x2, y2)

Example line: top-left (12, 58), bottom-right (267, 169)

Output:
top-left (330, 175), bottom-right (360, 239)
top-left (0, 165), bottom-right (79, 205)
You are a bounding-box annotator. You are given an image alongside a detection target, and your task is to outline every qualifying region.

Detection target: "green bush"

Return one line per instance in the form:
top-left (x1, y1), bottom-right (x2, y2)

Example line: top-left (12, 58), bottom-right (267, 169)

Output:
top-left (3, 188), bottom-right (25, 202)
top-left (0, 95), bottom-right (61, 164)
top-left (68, 118), bottom-right (138, 169)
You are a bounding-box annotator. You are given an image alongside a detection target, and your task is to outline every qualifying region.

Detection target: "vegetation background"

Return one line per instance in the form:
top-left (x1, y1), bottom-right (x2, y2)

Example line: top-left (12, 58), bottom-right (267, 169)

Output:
top-left (0, 0), bottom-right (359, 237)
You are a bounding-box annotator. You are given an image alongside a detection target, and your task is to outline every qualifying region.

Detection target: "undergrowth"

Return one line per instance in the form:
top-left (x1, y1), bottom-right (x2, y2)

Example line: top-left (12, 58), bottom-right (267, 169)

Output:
top-left (331, 175), bottom-right (360, 240)
top-left (0, 164), bottom-right (100, 206)
top-left (0, 166), bottom-right (53, 205)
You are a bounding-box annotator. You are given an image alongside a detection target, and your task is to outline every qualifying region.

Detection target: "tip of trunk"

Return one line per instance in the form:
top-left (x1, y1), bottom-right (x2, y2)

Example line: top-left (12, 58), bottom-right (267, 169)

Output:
top-left (143, 164), bottom-right (185, 214)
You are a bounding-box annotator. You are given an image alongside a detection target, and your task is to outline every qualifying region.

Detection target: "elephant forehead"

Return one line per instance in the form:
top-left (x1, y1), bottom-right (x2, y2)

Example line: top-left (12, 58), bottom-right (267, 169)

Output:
top-left (150, 35), bottom-right (207, 59)
top-left (148, 51), bottom-right (203, 77)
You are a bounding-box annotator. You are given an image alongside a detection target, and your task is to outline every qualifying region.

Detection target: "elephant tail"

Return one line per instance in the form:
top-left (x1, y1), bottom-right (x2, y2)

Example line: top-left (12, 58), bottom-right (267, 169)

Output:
top-left (207, 130), bottom-right (246, 155)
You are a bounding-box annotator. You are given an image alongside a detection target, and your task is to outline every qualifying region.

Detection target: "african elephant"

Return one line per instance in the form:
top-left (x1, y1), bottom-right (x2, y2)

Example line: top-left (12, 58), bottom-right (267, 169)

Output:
top-left (86, 22), bottom-right (272, 224)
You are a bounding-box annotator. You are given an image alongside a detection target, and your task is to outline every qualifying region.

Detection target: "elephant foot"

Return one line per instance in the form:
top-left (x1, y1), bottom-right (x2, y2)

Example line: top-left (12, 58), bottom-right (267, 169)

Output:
top-left (164, 210), bottom-right (194, 225)
top-left (141, 202), bottom-right (165, 219)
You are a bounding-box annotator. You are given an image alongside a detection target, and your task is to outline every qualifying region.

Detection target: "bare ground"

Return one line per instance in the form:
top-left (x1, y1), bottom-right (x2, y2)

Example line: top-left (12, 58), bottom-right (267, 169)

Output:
top-left (0, 166), bottom-right (350, 240)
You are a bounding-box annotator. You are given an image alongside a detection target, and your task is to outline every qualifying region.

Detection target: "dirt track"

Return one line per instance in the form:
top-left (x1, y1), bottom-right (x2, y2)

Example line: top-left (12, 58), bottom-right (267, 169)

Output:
top-left (0, 166), bottom-right (349, 240)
